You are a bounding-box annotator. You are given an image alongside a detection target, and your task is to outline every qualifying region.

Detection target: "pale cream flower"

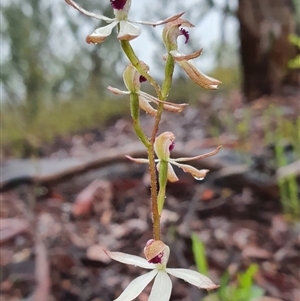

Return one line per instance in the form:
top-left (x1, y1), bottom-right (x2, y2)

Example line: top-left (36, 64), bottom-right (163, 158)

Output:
top-left (105, 240), bottom-right (218, 301)
top-left (65, 0), bottom-right (183, 44)
top-left (127, 131), bottom-right (222, 182)
top-left (162, 19), bottom-right (221, 90)
top-left (108, 63), bottom-right (188, 116)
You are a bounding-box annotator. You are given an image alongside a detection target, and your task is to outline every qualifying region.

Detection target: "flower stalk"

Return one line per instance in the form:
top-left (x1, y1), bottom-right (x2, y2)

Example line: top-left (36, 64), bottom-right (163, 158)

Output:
top-left (64, 1), bottom-right (222, 298)
top-left (121, 40), bottom-right (162, 98)
top-left (121, 35), bottom-right (177, 235)
top-left (129, 93), bottom-right (150, 147)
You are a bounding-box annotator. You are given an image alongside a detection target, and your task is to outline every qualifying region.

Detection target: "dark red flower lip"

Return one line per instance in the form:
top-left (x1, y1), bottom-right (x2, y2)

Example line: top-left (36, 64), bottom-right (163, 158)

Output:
top-left (148, 253), bottom-right (163, 264)
top-left (110, 0), bottom-right (127, 10)
top-left (180, 28), bottom-right (189, 44)
top-left (139, 75), bottom-right (147, 83)
top-left (169, 142), bottom-right (175, 152)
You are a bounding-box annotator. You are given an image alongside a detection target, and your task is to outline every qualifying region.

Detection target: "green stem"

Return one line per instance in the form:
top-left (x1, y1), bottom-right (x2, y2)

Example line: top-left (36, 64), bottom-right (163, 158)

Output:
top-left (121, 40), bottom-right (162, 98)
top-left (153, 54), bottom-right (175, 216)
top-left (130, 93), bottom-right (150, 147)
top-left (151, 54), bottom-right (175, 138)
top-left (121, 42), bottom-right (176, 240)
top-left (148, 145), bottom-right (160, 240)
top-left (157, 161), bottom-right (168, 214)
top-left (161, 54), bottom-right (175, 99)
top-left (121, 40), bottom-right (161, 240)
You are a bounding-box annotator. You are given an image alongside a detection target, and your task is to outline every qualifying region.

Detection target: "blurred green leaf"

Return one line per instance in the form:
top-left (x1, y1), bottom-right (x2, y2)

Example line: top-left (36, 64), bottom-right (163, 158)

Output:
top-left (191, 233), bottom-right (208, 275)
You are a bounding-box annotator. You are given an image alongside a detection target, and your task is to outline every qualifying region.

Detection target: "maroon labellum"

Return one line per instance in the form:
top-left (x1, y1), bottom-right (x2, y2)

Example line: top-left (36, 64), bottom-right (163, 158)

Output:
top-left (110, 0), bottom-right (127, 10)
top-left (169, 141), bottom-right (175, 152)
top-left (180, 28), bottom-right (189, 44)
top-left (148, 253), bottom-right (163, 264)
top-left (139, 75), bottom-right (147, 83)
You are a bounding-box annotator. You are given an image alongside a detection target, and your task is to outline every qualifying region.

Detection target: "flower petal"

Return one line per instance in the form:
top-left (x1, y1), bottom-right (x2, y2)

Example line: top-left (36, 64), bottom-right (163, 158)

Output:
top-left (154, 132), bottom-right (175, 161)
top-left (86, 21), bottom-right (119, 44)
top-left (105, 250), bottom-right (155, 269)
top-left (65, 0), bottom-right (114, 22)
top-left (166, 163), bottom-right (179, 182)
top-left (162, 102), bottom-right (187, 113)
top-left (133, 12), bottom-right (185, 26)
top-left (107, 86), bottom-right (130, 95)
top-left (126, 156), bottom-right (150, 164)
top-left (144, 240), bottom-right (167, 263)
top-left (148, 271), bottom-right (172, 301)
top-left (140, 91), bottom-right (188, 113)
top-left (170, 50), bottom-right (221, 89)
top-left (157, 162), bottom-right (178, 182)
top-left (114, 270), bottom-right (158, 301)
top-left (118, 20), bottom-right (141, 41)
top-left (174, 146), bottom-right (222, 162)
top-left (170, 49), bottom-right (203, 61)
top-left (138, 95), bottom-right (158, 116)
top-left (171, 161), bottom-right (209, 180)
top-left (123, 62), bottom-right (149, 92)
top-left (166, 268), bottom-right (219, 290)
top-left (161, 245), bottom-right (170, 266)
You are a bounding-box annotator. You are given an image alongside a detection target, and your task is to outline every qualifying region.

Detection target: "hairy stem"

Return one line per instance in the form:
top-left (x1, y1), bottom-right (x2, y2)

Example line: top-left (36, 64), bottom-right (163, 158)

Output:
top-left (147, 145), bottom-right (160, 240)
top-left (121, 43), bottom-right (176, 240)
top-left (152, 54), bottom-right (175, 218)
top-left (122, 40), bottom-right (161, 240)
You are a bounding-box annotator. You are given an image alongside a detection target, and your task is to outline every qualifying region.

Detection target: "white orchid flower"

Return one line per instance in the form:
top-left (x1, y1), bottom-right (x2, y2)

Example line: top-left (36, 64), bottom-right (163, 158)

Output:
top-left (108, 63), bottom-right (188, 116)
top-left (105, 240), bottom-right (219, 301)
top-left (162, 19), bottom-right (222, 90)
top-left (127, 131), bottom-right (222, 182)
top-left (65, 0), bottom-right (184, 44)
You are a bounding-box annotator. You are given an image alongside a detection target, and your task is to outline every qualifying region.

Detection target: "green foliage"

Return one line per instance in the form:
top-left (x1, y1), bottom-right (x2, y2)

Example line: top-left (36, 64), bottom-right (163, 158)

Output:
top-left (1, 95), bottom-right (129, 157)
top-left (288, 34), bottom-right (300, 69)
top-left (191, 233), bottom-right (208, 275)
top-left (191, 234), bottom-right (264, 301)
top-left (0, 0), bottom-right (130, 158)
top-left (206, 100), bottom-right (299, 220)
top-left (264, 107), bottom-right (300, 220)
top-left (214, 266), bottom-right (264, 301)
top-left (0, 0), bottom-right (128, 156)
top-left (273, 119), bottom-right (300, 221)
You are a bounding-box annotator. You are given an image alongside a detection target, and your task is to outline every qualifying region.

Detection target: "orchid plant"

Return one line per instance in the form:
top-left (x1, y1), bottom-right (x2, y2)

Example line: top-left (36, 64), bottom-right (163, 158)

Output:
top-left (65, 0), bottom-right (222, 300)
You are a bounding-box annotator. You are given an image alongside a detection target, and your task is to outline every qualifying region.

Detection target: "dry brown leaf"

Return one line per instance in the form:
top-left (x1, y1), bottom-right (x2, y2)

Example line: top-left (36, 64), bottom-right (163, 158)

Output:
top-left (72, 180), bottom-right (112, 217)
top-left (242, 245), bottom-right (272, 259)
top-left (0, 218), bottom-right (29, 244)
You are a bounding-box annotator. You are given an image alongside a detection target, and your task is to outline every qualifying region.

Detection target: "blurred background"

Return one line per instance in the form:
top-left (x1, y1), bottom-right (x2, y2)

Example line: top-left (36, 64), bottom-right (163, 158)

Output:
top-left (1, 0), bottom-right (300, 301)
top-left (1, 0), bottom-right (299, 157)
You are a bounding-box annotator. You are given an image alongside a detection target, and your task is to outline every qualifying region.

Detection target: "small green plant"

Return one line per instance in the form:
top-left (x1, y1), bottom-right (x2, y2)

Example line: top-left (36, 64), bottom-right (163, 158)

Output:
top-left (274, 140), bottom-right (300, 220)
top-left (264, 107), bottom-right (300, 221)
top-left (191, 234), bottom-right (264, 301)
top-left (205, 100), bottom-right (299, 221)
top-left (191, 233), bottom-right (209, 275)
